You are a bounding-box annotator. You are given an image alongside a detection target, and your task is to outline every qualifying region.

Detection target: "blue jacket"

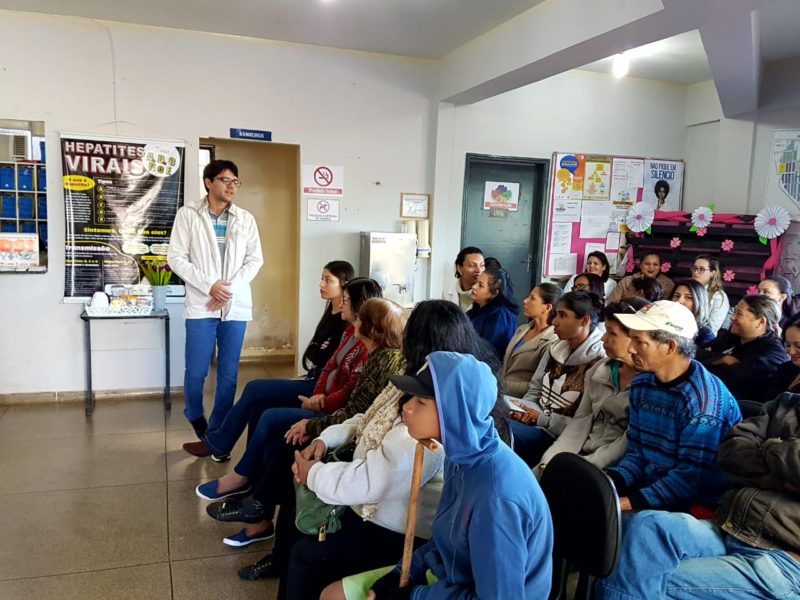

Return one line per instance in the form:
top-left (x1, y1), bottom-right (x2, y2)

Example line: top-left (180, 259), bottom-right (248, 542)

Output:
top-left (405, 352), bottom-right (553, 599)
top-left (467, 299), bottom-right (519, 360)
top-left (608, 360), bottom-right (742, 510)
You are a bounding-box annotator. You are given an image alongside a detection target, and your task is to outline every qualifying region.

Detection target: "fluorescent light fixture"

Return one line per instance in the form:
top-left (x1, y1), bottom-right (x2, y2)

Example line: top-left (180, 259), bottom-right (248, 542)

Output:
top-left (612, 54), bottom-right (629, 78)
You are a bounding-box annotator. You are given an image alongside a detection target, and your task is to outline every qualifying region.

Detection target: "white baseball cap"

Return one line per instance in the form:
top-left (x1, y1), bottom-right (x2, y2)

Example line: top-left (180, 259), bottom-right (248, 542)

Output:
top-left (616, 300), bottom-right (699, 340)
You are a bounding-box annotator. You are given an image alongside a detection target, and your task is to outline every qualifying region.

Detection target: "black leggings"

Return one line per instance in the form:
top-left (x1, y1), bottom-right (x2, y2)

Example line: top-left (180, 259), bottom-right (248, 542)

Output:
top-left (280, 508), bottom-right (424, 600)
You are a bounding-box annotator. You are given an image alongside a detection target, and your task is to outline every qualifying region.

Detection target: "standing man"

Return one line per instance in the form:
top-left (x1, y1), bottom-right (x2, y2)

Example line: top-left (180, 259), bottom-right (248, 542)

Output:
top-left (610, 301), bottom-right (741, 511)
top-left (442, 246), bottom-right (485, 311)
top-left (168, 159), bottom-right (263, 443)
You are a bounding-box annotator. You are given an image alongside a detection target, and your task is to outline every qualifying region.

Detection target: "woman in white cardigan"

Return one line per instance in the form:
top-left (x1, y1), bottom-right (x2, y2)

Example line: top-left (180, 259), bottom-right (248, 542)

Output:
top-left (563, 250), bottom-right (618, 299)
top-left (502, 282), bottom-right (563, 398)
top-left (691, 254), bottom-right (730, 334)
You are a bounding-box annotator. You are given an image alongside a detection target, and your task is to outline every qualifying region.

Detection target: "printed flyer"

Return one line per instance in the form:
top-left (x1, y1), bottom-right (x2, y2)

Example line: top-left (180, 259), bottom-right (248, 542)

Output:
top-left (61, 134), bottom-right (185, 300)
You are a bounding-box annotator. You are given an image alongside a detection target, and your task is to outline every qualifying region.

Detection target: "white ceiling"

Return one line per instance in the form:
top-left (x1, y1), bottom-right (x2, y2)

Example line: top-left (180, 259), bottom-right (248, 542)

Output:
top-left (759, 0), bottom-right (800, 62)
top-left (0, 0), bottom-right (545, 60)
top-left (578, 30), bottom-right (712, 85)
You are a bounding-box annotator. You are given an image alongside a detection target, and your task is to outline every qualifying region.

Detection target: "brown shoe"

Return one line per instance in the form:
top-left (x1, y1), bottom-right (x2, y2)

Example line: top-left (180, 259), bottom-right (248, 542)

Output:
top-left (183, 440), bottom-right (213, 457)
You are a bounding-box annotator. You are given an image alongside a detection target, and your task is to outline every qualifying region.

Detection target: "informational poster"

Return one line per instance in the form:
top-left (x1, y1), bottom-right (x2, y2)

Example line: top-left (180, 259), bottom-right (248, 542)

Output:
top-left (61, 134), bottom-right (185, 300)
top-left (549, 222), bottom-right (573, 254)
top-left (482, 181), bottom-right (520, 211)
top-left (583, 156), bottom-right (612, 200)
top-left (642, 159), bottom-right (684, 211)
top-left (579, 201), bottom-right (612, 238)
top-left (306, 197), bottom-right (340, 221)
top-left (553, 154), bottom-right (585, 201)
top-left (548, 253), bottom-right (577, 276)
top-left (302, 164), bottom-right (344, 196)
top-left (0, 232), bottom-right (38, 267)
top-left (764, 129), bottom-right (800, 219)
top-left (552, 199), bottom-right (582, 222)
top-left (610, 157), bottom-right (644, 207)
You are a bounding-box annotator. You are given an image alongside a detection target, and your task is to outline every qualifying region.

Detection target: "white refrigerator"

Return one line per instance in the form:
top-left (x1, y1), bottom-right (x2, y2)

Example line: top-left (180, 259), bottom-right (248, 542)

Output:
top-left (359, 232), bottom-right (417, 308)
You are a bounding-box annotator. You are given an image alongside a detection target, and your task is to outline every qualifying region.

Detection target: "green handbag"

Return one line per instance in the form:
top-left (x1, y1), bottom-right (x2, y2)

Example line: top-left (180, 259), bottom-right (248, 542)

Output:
top-left (294, 442), bottom-right (355, 541)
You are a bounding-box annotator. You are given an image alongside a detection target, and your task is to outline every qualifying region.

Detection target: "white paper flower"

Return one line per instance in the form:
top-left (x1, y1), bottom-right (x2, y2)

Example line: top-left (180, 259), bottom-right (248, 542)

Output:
top-left (691, 206), bottom-right (714, 229)
top-left (626, 202), bottom-right (655, 233)
top-left (754, 205), bottom-right (790, 239)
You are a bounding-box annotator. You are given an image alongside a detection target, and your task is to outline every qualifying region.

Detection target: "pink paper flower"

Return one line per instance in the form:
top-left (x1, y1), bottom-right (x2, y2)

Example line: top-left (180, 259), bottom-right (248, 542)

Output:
top-left (670, 237), bottom-right (681, 249)
top-left (625, 260), bottom-right (634, 273)
top-left (696, 227), bottom-right (707, 237)
top-left (746, 285), bottom-right (759, 296)
top-left (661, 261), bottom-right (672, 273)
top-left (721, 239), bottom-right (734, 252)
top-left (723, 269), bottom-right (736, 282)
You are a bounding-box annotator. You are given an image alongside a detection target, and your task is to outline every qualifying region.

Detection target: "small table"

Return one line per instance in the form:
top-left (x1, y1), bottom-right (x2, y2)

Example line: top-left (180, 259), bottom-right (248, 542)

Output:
top-left (80, 309), bottom-right (171, 417)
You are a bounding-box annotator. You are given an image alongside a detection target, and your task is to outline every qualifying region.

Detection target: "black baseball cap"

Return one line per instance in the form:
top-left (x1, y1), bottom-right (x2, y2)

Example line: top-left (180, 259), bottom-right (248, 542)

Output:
top-left (389, 363), bottom-right (436, 399)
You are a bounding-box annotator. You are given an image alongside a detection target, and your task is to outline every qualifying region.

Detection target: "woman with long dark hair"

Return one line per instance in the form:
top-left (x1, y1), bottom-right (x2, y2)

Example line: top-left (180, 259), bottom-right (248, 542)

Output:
top-left (183, 260), bottom-right (354, 460)
top-left (758, 275), bottom-right (798, 330)
top-left (467, 265), bottom-right (520, 359)
top-left (564, 250), bottom-right (617, 298)
top-left (671, 279), bottom-right (715, 346)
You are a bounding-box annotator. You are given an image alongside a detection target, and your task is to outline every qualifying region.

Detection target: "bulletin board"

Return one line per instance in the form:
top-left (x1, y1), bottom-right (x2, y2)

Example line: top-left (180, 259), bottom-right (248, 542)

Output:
top-left (543, 152), bottom-right (685, 277)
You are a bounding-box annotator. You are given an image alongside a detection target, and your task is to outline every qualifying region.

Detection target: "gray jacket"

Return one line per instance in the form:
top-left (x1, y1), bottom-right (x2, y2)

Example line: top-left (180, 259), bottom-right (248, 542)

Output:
top-left (502, 324), bottom-right (557, 398)
top-left (538, 358), bottom-right (629, 472)
top-left (715, 392), bottom-right (800, 553)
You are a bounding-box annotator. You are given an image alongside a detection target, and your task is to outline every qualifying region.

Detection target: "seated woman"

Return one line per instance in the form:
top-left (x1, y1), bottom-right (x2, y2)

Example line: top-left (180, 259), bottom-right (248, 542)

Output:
top-left (183, 260), bottom-right (355, 460)
top-left (632, 275), bottom-right (663, 302)
top-left (763, 313), bottom-right (800, 400)
top-left (573, 272), bottom-right (607, 301)
top-left (194, 289), bottom-right (400, 541)
top-left (509, 291), bottom-right (607, 467)
top-left (322, 352), bottom-right (553, 600)
top-left (671, 279), bottom-right (716, 346)
top-left (564, 250), bottom-right (618, 298)
top-left (698, 295), bottom-right (788, 402)
top-left (758, 275), bottom-right (798, 330)
top-left (536, 298), bottom-right (648, 476)
top-left (501, 283), bottom-right (562, 398)
top-left (691, 254), bottom-right (729, 334)
top-left (607, 251), bottom-right (674, 304)
top-left (466, 265), bottom-right (520, 359)
top-left (279, 300), bottom-right (507, 599)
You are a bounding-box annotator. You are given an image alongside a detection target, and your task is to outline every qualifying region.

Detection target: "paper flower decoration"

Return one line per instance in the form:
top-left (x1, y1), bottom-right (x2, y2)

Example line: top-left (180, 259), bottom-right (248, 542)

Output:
top-left (670, 237), bottom-right (681, 249)
top-left (625, 260), bottom-right (634, 273)
top-left (723, 269), bottom-right (736, 282)
top-left (696, 227), bottom-right (707, 237)
top-left (691, 206), bottom-right (714, 229)
top-left (626, 202), bottom-right (655, 233)
top-left (746, 285), bottom-right (759, 296)
top-left (721, 239), bottom-right (734, 252)
top-left (754, 205), bottom-right (790, 240)
top-left (661, 261), bottom-right (672, 273)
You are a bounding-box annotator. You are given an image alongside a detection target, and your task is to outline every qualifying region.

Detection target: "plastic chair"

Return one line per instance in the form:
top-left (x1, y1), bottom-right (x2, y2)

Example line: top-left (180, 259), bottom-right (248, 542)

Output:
top-left (539, 452), bottom-right (621, 600)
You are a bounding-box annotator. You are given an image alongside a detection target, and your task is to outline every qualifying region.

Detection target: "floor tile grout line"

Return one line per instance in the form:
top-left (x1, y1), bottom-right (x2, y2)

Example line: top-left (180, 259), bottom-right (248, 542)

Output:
top-left (0, 426), bottom-right (173, 444)
top-left (0, 560), bottom-right (171, 584)
top-left (0, 479), bottom-right (171, 498)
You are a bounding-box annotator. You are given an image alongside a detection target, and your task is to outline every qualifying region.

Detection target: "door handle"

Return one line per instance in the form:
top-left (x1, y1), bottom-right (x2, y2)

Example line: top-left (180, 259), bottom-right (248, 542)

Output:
top-left (521, 254), bottom-right (533, 273)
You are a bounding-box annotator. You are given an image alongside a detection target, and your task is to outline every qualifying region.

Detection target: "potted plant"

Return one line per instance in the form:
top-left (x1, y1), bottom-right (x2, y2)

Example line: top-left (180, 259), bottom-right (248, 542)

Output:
top-left (141, 258), bottom-right (172, 310)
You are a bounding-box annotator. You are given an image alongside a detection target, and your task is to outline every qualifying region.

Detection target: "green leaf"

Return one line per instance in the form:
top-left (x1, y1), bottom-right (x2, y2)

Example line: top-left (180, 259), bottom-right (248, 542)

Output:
top-left (708, 203), bottom-right (716, 211)
top-left (689, 225), bottom-right (698, 232)
top-left (646, 226), bottom-right (652, 235)
top-left (759, 236), bottom-right (768, 245)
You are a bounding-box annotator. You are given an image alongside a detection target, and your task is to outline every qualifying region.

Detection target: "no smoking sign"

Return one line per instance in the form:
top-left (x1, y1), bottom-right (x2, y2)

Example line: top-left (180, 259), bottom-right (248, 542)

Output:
top-left (302, 164), bottom-right (343, 196)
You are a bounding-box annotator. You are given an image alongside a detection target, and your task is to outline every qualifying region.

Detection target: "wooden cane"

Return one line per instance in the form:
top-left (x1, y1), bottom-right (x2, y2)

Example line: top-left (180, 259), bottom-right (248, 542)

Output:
top-left (400, 440), bottom-right (439, 587)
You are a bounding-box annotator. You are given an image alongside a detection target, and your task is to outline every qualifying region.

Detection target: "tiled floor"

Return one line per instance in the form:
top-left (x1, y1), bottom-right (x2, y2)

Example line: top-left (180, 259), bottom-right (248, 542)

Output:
top-left (0, 363), bottom-right (295, 599)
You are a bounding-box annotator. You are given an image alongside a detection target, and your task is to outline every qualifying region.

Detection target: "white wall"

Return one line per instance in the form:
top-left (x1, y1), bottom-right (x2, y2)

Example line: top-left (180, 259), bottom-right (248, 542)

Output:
top-left (0, 11), bottom-right (437, 394)
top-left (430, 70), bottom-right (689, 296)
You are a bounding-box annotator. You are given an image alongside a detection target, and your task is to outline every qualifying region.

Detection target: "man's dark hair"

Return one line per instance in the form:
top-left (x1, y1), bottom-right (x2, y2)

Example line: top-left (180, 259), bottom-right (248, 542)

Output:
top-left (202, 160), bottom-right (239, 191)
top-left (454, 246), bottom-right (484, 278)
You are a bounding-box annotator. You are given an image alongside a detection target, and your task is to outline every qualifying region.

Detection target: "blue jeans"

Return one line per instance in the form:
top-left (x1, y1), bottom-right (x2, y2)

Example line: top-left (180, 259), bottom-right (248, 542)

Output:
top-left (509, 420), bottom-right (555, 467)
top-left (596, 510), bottom-right (800, 599)
top-left (233, 407), bottom-right (323, 478)
top-left (204, 378), bottom-right (316, 456)
top-left (183, 318), bottom-right (246, 430)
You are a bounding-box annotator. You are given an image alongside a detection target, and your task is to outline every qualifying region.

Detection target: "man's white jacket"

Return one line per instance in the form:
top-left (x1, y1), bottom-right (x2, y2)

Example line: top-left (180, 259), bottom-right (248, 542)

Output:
top-left (168, 197), bottom-right (263, 321)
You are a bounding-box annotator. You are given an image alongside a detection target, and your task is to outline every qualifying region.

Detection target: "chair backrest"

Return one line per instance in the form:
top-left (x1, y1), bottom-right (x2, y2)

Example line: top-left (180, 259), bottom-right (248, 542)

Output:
top-left (737, 399), bottom-right (763, 419)
top-left (539, 452), bottom-right (621, 599)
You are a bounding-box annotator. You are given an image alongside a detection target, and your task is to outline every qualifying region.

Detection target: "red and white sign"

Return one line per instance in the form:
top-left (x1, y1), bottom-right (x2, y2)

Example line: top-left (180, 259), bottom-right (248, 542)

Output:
top-left (307, 197), bottom-right (340, 222)
top-left (302, 164), bottom-right (344, 196)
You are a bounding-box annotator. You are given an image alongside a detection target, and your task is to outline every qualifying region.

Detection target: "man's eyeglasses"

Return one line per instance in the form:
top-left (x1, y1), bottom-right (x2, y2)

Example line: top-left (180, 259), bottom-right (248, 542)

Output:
top-left (691, 266), bottom-right (709, 273)
top-left (215, 176), bottom-right (242, 188)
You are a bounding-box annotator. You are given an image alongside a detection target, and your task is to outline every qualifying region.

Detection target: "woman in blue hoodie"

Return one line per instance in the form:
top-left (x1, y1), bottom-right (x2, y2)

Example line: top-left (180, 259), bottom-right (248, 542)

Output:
top-left (466, 266), bottom-right (520, 360)
top-left (321, 351), bottom-right (553, 600)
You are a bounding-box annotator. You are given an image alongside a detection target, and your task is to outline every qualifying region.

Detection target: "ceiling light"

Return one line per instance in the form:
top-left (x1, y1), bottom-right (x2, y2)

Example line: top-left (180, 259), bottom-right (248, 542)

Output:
top-left (612, 54), bottom-right (629, 78)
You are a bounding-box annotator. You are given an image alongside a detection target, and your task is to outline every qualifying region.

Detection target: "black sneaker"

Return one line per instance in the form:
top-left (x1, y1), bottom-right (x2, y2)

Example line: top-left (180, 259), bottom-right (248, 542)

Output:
top-left (206, 497), bottom-right (267, 524)
top-left (238, 553), bottom-right (278, 580)
top-left (210, 452), bottom-right (231, 463)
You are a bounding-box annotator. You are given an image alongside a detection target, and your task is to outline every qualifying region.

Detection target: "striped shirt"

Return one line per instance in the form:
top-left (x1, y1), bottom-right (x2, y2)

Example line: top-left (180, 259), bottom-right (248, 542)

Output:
top-left (207, 207), bottom-right (229, 273)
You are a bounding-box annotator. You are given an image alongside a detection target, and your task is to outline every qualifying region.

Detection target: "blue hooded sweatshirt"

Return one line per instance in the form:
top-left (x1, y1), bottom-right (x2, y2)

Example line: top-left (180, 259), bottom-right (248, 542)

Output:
top-left (404, 351), bottom-right (553, 599)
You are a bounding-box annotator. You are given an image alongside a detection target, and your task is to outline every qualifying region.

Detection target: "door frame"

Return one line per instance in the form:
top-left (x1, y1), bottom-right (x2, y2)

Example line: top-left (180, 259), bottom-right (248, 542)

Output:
top-left (461, 153), bottom-right (551, 288)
